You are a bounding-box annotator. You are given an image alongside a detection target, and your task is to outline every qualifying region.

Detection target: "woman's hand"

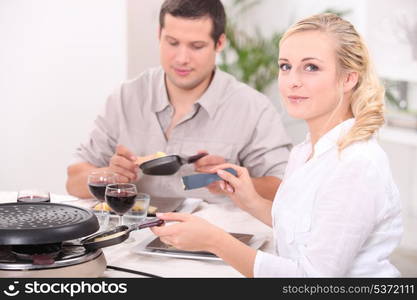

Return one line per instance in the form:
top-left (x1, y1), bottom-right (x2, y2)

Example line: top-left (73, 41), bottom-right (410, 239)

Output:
top-left (151, 213), bottom-right (227, 253)
top-left (152, 212), bottom-right (258, 277)
top-left (192, 151), bottom-right (235, 195)
top-left (211, 163), bottom-right (261, 212)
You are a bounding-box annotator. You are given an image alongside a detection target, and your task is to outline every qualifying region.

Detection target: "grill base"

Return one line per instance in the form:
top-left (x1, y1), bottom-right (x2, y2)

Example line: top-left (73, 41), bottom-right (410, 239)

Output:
top-left (0, 252), bottom-right (107, 277)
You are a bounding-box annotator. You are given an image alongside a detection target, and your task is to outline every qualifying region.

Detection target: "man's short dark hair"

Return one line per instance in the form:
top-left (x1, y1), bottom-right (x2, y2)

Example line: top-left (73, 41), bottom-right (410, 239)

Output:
top-left (159, 0), bottom-right (226, 44)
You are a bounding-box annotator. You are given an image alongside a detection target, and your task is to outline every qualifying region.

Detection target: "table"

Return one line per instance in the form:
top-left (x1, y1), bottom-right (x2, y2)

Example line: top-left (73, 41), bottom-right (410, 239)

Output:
top-left (0, 191), bottom-right (273, 278)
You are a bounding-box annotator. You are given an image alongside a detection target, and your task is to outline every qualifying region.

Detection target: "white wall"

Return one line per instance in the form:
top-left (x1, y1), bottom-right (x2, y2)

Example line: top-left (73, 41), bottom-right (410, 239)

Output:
top-left (127, 0), bottom-right (164, 78)
top-left (0, 0), bottom-right (127, 194)
top-left (365, 0), bottom-right (417, 83)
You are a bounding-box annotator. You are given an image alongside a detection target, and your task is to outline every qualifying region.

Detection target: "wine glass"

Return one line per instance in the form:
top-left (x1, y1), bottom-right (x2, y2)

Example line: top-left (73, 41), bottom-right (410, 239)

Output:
top-left (105, 183), bottom-right (138, 227)
top-left (87, 170), bottom-right (117, 230)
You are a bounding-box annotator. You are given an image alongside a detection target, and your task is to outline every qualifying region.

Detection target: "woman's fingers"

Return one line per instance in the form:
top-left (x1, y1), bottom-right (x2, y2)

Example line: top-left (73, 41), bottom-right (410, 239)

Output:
top-left (217, 169), bottom-right (241, 188)
top-left (156, 212), bottom-right (191, 222)
top-left (151, 213), bottom-right (191, 237)
top-left (225, 182), bottom-right (235, 193)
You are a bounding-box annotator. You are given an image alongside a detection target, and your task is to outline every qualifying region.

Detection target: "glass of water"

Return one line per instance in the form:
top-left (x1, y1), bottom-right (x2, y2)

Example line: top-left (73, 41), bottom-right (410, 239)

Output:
top-left (122, 193), bottom-right (150, 243)
top-left (17, 190), bottom-right (50, 203)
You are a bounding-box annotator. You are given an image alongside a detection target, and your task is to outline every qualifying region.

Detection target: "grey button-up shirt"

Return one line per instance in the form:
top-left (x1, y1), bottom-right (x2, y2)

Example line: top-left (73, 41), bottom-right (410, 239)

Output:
top-left (73, 67), bottom-right (292, 203)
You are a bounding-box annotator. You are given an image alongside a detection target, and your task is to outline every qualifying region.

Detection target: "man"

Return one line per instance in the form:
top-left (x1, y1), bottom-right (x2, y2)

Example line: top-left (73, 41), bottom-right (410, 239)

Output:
top-left (66, 0), bottom-right (291, 203)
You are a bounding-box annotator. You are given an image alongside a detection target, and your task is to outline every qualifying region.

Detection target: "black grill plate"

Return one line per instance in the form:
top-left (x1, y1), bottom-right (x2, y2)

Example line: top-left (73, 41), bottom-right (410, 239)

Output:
top-left (0, 203), bottom-right (98, 245)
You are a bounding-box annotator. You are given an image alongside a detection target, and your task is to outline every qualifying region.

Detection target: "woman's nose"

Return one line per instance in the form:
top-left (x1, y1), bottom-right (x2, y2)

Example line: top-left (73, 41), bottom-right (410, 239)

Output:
top-left (288, 70), bottom-right (303, 88)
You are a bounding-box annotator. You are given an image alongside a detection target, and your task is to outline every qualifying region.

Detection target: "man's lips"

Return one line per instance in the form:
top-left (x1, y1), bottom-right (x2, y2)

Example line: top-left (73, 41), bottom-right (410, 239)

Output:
top-left (173, 68), bottom-right (192, 76)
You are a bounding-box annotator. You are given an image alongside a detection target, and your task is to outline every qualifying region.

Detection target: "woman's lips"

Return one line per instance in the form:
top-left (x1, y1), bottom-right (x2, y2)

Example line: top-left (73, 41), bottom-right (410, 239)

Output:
top-left (288, 96), bottom-right (309, 104)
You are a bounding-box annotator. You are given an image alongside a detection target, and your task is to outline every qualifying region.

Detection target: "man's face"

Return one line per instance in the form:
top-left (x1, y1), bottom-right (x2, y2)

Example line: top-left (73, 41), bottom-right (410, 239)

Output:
top-left (159, 14), bottom-right (224, 91)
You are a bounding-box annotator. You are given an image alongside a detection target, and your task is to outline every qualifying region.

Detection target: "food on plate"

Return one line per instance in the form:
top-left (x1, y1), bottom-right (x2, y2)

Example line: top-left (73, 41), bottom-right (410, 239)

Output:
top-left (135, 151), bottom-right (167, 165)
top-left (94, 202), bottom-right (157, 214)
top-left (154, 152), bottom-right (167, 158)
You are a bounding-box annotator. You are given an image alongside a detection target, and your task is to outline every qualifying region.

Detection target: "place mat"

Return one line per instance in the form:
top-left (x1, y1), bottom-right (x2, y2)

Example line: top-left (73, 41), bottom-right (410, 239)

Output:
top-left (133, 233), bottom-right (266, 261)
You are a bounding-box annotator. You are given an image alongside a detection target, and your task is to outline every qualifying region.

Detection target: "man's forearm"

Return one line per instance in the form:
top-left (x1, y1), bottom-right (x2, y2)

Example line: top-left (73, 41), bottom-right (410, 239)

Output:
top-left (66, 163), bottom-right (99, 199)
top-left (252, 176), bottom-right (281, 201)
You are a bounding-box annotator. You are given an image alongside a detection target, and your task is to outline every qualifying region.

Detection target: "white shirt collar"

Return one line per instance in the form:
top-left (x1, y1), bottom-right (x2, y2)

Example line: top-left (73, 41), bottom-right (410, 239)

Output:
top-left (303, 118), bottom-right (355, 159)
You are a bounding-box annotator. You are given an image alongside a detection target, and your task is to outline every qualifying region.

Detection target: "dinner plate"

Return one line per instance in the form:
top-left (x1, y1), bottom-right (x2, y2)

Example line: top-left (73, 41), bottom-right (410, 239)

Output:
top-left (146, 197), bottom-right (202, 215)
top-left (171, 198), bottom-right (202, 214)
top-left (132, 232), bottom-right (267, 261)
top-left (148, 196), bottom-right (186, 214)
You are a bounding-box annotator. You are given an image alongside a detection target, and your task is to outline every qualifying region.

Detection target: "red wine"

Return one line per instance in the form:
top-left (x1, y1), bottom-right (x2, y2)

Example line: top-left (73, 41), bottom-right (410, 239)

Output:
top-left (17, 196), bottom-right (50, 203)
top-left (106, 191), bottom-right (137, 215)
top-left (88, 183), bottom-right (108, 202)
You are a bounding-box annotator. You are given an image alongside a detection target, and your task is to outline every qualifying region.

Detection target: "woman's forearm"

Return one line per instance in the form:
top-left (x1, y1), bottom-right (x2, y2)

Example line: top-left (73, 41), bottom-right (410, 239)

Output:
top-left (244, 195), bottom-right (273, 227)
top-left (208, 230), bottom-right (258, 277)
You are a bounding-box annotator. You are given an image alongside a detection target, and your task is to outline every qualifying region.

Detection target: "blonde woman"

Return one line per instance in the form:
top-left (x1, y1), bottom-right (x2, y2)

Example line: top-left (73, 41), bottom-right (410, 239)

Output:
top-left (152, 13), bottom-right (403, 277)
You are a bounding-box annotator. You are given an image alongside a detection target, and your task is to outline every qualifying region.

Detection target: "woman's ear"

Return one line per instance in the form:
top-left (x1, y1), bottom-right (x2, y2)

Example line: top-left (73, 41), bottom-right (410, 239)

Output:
top-left (343, 71), bottom-right (359, 93)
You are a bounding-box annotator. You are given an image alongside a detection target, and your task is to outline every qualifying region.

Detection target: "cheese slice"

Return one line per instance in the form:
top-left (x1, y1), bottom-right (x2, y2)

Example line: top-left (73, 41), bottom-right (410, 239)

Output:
top-left (94, 231), bottom-right (126, 242)
top-left (135, 151), bottom-right (167, 165)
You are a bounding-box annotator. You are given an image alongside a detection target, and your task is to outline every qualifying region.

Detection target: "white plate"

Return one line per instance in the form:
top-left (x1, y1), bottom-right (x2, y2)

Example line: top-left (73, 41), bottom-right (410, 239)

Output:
top-left (132, 233), bottom-right (267, 261)
top-left (176, 198), bottom-right (203, 214)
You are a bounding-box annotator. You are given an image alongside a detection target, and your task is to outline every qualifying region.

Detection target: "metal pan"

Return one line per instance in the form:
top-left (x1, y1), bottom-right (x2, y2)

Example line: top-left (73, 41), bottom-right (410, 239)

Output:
top-left (79, 218), bottom-right (164, 251)
top-left (139, 153), bottom-right (207, 176)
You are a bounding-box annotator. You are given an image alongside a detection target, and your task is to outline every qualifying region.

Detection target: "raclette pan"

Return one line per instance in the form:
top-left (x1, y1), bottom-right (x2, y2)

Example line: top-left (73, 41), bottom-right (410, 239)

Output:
top-left (139, 153), bottom-right (207, 176)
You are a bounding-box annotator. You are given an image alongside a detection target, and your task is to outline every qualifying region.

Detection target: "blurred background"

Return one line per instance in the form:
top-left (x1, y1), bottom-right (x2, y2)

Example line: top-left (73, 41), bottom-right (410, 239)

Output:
top-left (1, 0), bottom-right (416, 276)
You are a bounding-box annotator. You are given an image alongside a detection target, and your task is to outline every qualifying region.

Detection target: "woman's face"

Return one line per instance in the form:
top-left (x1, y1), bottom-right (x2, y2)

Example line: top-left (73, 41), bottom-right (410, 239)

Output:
top-left (278, 31), bottom-right (351, 127)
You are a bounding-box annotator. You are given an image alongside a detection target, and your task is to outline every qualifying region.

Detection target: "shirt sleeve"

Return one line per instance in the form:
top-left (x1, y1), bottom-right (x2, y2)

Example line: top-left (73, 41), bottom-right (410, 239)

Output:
top-left (71, 87), bottom-right (122, 167)
top-left (254, 250), bottom-right (307, 277)
top-left (239, 102), bottom-right (292, 179)
top-left (254, 157), bottom-right (386, 277)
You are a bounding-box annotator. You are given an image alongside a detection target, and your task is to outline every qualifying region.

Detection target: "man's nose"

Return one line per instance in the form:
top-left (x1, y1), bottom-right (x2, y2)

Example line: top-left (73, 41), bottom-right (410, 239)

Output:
top-left (175, 46), bottom-right (191, 65)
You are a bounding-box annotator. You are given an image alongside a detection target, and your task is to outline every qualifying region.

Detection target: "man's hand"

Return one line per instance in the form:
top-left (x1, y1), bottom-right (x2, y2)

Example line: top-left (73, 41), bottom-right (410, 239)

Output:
top-left (109, 145), bottom-right (138, 182)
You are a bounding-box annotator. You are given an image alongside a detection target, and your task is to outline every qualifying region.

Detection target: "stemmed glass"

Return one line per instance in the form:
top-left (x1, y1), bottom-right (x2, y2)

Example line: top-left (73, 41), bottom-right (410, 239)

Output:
top-left (87, 170), bottom-right (117, 230)
top-left (105, 183), bottom-right (138, 227)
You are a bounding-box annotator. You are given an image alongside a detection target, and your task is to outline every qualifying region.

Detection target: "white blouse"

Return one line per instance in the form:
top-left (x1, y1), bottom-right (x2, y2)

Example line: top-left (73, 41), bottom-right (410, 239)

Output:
top-left (254, 119), bottom-right (403, 277)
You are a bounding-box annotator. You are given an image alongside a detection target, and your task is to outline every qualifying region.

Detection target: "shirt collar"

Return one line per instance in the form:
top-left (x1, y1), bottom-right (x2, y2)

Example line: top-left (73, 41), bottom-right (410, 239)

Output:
top-left (151, 67), bottom-right (224, 119)
top-left (194, 68), bottom-right (224, 119)
top-left (152, 68), bottom-right (171, 113)
top-left (304, 118), bottom-right (355, 158)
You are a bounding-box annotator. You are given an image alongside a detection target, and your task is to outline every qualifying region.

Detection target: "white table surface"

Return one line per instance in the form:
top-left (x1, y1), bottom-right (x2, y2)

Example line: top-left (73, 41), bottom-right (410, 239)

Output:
top-left (0, 191), bottom-right (273, 278)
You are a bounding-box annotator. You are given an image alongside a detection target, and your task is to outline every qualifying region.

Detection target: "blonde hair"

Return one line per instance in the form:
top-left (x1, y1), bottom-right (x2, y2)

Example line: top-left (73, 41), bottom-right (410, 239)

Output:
top-left (280, 13), bottom-right (385, 151)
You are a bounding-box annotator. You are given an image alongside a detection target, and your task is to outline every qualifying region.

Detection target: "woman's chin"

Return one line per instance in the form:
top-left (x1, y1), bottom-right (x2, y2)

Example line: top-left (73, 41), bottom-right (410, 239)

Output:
top-left (285, 109), bottom-right (309, 120)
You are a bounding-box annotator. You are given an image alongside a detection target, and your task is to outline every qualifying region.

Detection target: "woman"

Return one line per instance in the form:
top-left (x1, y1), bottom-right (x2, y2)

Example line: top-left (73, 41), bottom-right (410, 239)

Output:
top-left (151, 13), bottom-right (403, 277)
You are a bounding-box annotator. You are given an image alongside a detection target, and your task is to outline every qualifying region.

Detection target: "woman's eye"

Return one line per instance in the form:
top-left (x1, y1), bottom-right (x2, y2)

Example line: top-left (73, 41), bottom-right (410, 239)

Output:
top-left (279, 64), bottom-right (291, 71)
top-left (305, 64), bottom-right (319, 71)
